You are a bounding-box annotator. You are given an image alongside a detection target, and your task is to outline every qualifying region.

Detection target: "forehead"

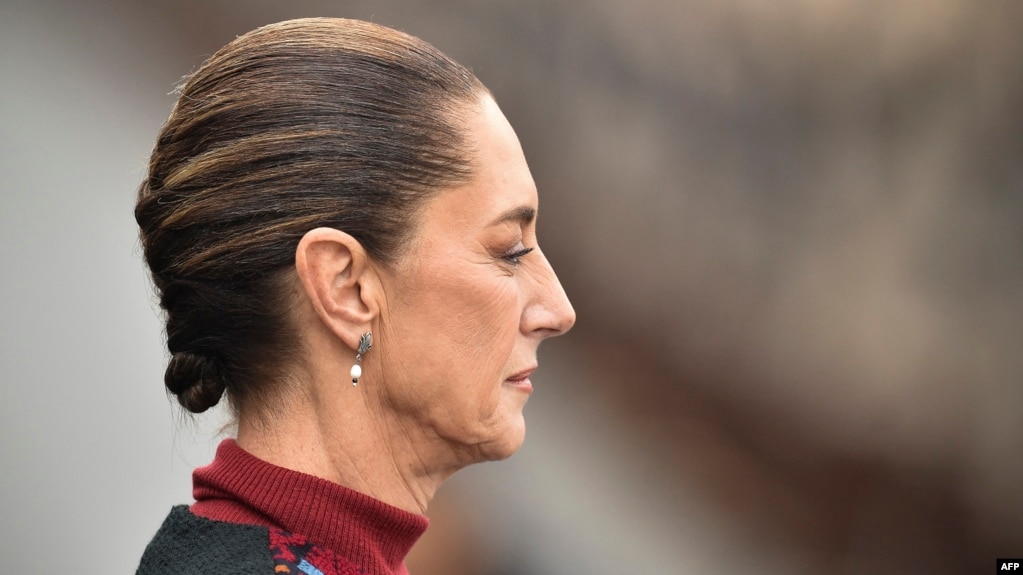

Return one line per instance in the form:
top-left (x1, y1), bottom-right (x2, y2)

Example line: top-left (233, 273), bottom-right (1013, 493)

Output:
top-left (465, 96), bottom-right (537, 206)
top-left (419, 96), bottom-right (538, 234)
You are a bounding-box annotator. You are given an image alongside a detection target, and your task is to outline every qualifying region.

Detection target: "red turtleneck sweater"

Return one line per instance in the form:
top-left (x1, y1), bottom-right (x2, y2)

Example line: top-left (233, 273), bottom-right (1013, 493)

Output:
top-left (136, 439), bottom-right (428, 575)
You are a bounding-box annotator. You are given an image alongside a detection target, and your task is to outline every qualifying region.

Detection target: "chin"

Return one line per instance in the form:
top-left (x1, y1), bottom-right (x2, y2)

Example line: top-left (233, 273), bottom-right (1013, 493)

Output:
top-left (481, 417), bottom-right (527, 462)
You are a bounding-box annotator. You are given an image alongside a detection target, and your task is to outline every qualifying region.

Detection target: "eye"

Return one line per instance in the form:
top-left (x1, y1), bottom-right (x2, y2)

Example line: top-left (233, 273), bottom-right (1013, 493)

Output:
top-left (502, 246), bottom-right (535, 265)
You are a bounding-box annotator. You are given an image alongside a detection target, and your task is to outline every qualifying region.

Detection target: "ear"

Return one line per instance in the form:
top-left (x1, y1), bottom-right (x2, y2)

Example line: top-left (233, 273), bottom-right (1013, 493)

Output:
top-left (294, 227), bottom-right (380, 351)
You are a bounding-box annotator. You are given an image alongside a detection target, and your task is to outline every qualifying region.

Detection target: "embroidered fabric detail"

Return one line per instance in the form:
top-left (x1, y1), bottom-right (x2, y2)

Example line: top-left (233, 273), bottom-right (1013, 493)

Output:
top-left (269, 528), bottom-right (365, 575)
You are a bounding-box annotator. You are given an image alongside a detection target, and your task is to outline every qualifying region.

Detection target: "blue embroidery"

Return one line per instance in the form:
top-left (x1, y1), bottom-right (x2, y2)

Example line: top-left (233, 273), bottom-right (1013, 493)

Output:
top-left (298, 559), bottom-right (325, 575)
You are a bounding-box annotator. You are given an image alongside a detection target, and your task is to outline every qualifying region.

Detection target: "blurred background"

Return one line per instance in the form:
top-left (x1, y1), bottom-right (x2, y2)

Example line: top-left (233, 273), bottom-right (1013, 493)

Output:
top-left (2, 0), bottom-right (1021, 573)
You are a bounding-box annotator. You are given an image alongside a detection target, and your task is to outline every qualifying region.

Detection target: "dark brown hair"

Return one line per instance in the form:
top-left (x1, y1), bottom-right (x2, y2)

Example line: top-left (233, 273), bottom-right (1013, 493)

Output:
top-left (136, 18), bottom-right (487, 414)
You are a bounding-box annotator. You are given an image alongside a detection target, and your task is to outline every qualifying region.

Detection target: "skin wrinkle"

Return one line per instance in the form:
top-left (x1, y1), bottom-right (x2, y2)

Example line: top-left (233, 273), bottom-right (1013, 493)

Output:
top-left (391, 418), bottom-right (433, 512)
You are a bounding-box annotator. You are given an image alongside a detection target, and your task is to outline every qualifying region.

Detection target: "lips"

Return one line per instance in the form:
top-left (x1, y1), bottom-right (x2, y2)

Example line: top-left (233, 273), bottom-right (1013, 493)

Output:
top-left (505, 366), bottom-right (536, 393)
top-left (505, 366), bottom-right (536, 382)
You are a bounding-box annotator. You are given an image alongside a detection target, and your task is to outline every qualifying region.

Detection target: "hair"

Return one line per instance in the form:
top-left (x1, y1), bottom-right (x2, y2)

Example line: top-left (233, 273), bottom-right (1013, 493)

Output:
top-left (135, 18), bottom-right (488, 414)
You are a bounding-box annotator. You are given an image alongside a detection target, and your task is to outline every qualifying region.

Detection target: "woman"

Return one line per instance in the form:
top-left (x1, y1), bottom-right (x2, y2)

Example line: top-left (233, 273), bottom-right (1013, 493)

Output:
top-left (134, 17), bottom-right (575, 575)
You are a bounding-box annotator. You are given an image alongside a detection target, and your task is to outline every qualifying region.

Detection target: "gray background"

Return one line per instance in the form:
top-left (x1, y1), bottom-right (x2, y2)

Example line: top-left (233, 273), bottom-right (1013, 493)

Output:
top-left (2, 1), bottom-right (1022, 574)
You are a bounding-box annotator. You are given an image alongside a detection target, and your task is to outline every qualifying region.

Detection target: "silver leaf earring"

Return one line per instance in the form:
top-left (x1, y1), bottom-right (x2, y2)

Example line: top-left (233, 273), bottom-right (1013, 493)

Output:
top-left (350, 332), bottom-right (372, 387)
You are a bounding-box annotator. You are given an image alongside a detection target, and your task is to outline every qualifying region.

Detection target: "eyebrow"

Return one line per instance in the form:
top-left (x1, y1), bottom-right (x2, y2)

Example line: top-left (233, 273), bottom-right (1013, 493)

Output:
top-left (489, 206), bottom-right (536, 227)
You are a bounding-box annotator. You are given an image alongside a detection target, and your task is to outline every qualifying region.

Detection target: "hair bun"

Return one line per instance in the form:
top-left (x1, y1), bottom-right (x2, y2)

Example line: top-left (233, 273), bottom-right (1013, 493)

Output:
top-left (165, 351), bottom-right (227, 413)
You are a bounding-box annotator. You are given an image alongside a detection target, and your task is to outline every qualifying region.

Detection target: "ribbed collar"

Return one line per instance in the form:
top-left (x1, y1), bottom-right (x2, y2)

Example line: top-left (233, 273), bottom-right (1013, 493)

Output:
top-left (190, 439), bottom-right (428, 575)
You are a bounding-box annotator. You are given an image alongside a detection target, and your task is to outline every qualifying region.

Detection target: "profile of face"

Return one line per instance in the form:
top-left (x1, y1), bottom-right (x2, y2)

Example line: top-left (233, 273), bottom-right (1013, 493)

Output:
top-left (374, 96), bottom-right (576, 465)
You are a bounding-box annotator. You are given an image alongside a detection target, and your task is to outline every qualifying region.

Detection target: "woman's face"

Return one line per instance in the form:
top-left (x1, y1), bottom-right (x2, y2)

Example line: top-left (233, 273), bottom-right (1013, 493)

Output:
top-left (375, 96), bottom-right (575, 465)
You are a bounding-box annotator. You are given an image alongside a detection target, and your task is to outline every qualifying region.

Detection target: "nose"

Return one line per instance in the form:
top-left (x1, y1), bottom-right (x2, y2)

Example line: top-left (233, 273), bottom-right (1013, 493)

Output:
top-left (522, 248), bottom-right (576, 338)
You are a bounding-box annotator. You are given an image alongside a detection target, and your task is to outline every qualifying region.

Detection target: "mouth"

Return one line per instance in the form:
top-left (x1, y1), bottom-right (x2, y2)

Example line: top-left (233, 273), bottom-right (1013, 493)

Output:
top-left (504, 366), bottom-right (536, 393)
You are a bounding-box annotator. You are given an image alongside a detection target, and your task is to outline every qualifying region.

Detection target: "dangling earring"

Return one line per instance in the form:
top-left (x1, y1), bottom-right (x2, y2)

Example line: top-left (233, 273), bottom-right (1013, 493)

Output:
top-left (351, 332), bottom-right (372, 387)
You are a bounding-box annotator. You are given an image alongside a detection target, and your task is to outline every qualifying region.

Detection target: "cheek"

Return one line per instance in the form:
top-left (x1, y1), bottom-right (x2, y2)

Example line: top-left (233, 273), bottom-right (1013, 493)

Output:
top-left (442, 276), bottom-right (521, 379)
top-left (442, 280), bottom-right (520, 433)
top-left (387, 265), bottom-right (521, 388)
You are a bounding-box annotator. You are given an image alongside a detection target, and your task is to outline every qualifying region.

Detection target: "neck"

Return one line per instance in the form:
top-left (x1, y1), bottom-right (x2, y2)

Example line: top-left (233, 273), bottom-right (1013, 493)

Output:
top-left (235, 373), bottom-right (454, 515)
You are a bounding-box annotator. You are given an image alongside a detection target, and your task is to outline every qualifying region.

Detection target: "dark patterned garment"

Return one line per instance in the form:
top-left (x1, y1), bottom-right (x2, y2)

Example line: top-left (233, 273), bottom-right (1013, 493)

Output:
top-left (138, 506), bottom-right (359, 575)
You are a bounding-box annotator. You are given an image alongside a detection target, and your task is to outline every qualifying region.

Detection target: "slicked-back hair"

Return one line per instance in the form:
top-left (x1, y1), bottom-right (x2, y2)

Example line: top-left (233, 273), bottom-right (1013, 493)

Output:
top-left (135, 18), bottom-right (487, 414)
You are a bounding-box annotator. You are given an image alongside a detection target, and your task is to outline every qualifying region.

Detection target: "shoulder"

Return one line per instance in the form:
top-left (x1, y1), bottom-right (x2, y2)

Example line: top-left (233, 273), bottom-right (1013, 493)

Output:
top-left (136, 506), bottom-right (364, 575)
top-left (136, 505), bottom-right (273, 575)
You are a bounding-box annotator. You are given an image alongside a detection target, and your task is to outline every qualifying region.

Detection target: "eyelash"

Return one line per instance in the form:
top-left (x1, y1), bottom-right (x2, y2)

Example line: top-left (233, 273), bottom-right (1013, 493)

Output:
top-left (502, 246), bottom-right (535, 265)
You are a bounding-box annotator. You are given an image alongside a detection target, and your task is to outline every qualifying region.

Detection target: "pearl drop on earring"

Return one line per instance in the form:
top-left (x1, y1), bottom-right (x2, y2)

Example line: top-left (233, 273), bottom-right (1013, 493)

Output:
top-left (351, 332), bottom-right (372, 387)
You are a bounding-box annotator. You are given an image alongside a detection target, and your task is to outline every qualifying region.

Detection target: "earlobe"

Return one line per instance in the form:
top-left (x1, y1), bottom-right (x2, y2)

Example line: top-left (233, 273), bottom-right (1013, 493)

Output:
top-left (294, 227), bottom-right (379, 350)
